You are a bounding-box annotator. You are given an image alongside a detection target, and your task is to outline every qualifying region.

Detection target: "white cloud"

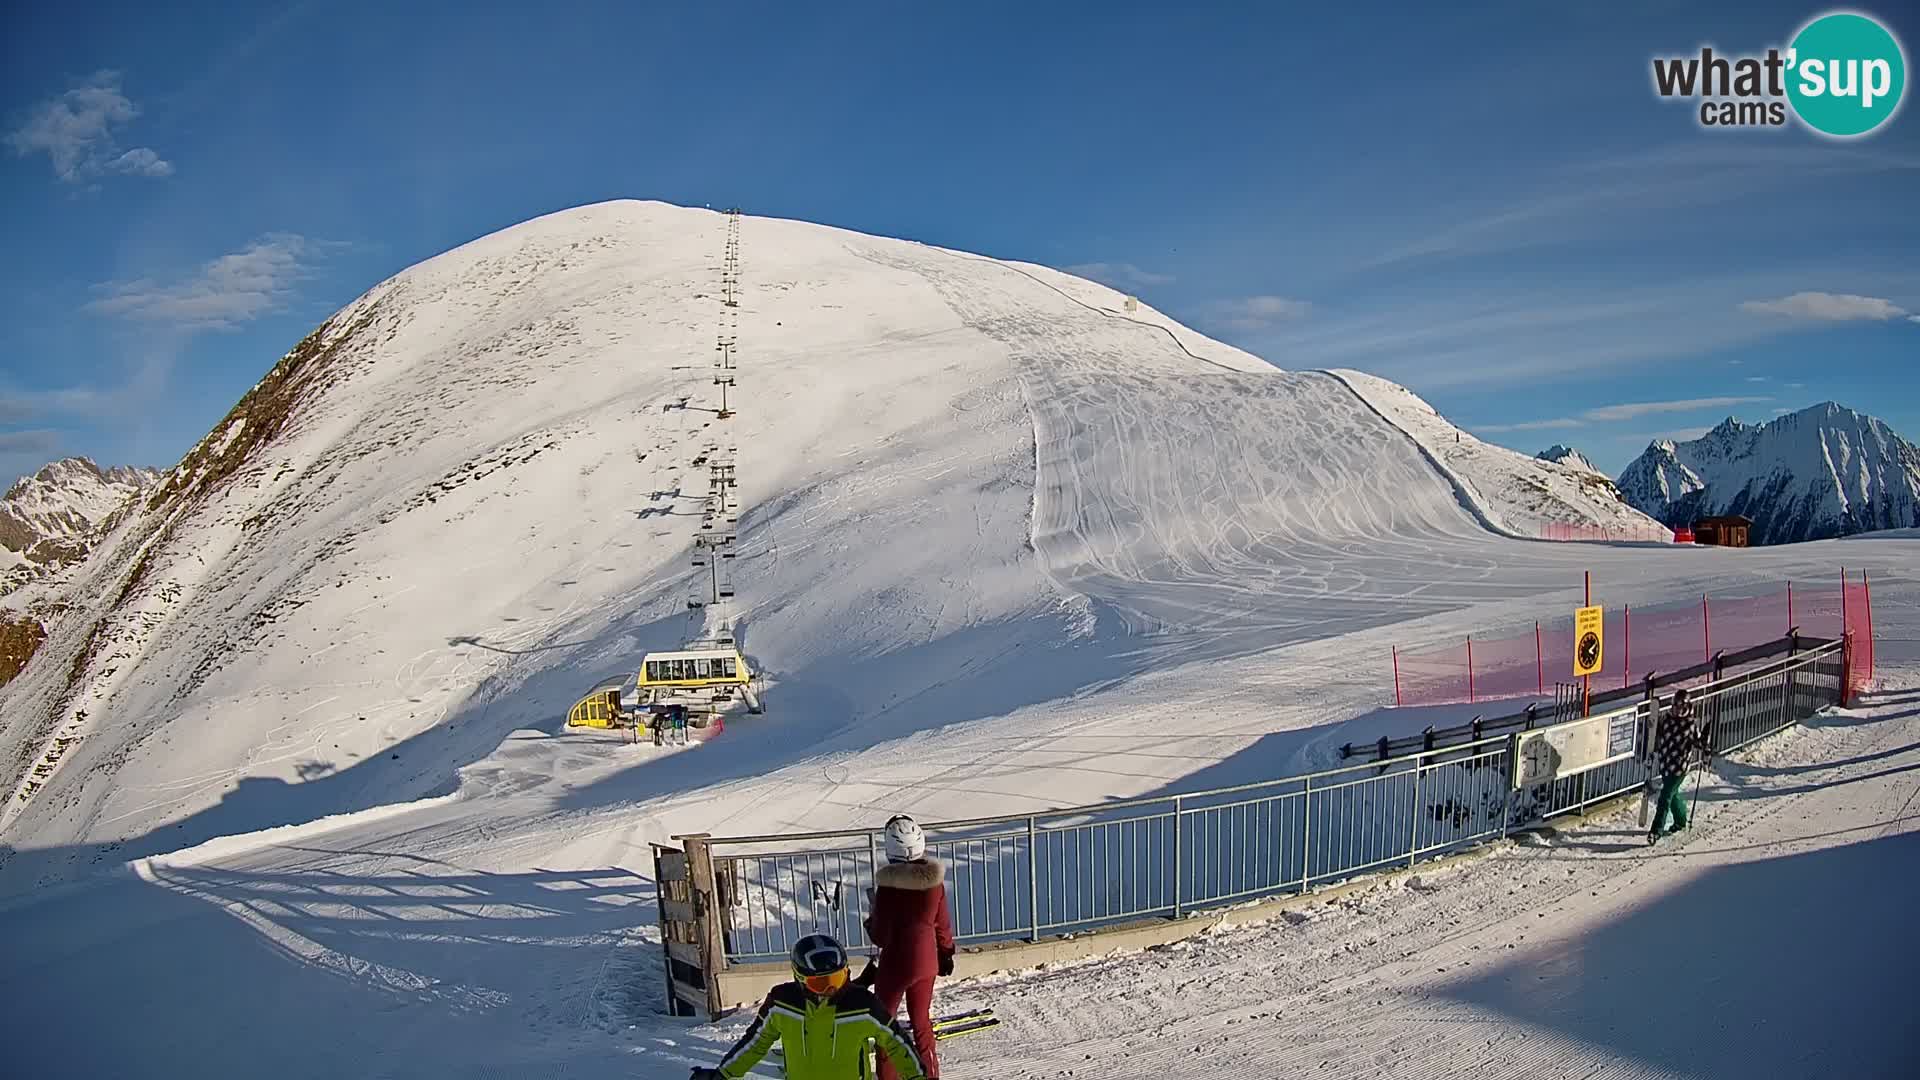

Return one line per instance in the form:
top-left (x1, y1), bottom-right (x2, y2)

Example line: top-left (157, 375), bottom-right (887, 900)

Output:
top-left (1739, 291), bottom-right (1913, 322)
top-left (5, 71), bottom-right (171, 183)
top-left (1774, 408), bottom-right (1792, 415)
top-left (1065, 262), bottom-right (1174, 289)
top-left (1346, 145), bottom-right (1920, 278)
top-left (1, 352), bottom-right (175, 434)
top-left (1475, 395), bottom-right (1770, 434)
top-left (0, 384), bottom-right (110, 426)
top-left (1475, 418), bottom-right (1586, 433)
top-left (1746, 375), bottom-right (1770, 382)
top-left (1580, 396), bottom-right (1770, 423)
top-left (88, 234), bottom-right (326, 330)
top-left (1646, 426), bottom-right (1715, 443)
top-left (0, 429), bottom-right (62, 455)
top-left (1214, 294), bottom-right (1313, 331)
top-left (107, 147), bottom-right (173, 177)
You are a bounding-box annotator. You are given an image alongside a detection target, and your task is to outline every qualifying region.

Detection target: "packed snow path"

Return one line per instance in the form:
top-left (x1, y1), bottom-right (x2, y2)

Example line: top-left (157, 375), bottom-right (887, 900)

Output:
top-left (929, 686), bottom-right (1920, 1080)
top-left (3, 682), bottom-right (1913, 1078)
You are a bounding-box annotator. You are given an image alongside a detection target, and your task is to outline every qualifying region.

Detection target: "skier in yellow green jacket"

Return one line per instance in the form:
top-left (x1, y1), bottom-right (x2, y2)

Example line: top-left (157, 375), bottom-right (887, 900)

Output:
top-left (691, 934), bottom-right (928, 1080)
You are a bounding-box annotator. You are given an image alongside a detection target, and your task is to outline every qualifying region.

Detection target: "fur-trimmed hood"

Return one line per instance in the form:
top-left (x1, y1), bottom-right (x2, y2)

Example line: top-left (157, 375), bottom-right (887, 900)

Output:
top-left (875, 857), bottom-right (944, 891)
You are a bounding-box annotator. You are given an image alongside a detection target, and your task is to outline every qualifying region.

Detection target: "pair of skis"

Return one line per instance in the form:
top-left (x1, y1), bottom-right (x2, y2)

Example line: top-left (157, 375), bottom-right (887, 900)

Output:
top-left (767, 1008), bottom-right (1001, 1072)
top-left (931, 1007), bottom-right (998, 1040)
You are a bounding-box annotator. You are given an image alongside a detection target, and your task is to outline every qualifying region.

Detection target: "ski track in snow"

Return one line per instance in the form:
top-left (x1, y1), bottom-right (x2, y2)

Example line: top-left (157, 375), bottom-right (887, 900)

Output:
top-left (883, 684), bottom-right (1920, 1080)
top-left (2, 201), bottom-right (1918, 1078)
top-left (4, 671), bottom-right (1912, 1079)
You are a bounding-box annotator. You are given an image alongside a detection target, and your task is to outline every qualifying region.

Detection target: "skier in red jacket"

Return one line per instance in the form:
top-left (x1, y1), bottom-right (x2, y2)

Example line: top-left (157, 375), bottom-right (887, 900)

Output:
top-left (859, 814), bottom-right (954, 1080)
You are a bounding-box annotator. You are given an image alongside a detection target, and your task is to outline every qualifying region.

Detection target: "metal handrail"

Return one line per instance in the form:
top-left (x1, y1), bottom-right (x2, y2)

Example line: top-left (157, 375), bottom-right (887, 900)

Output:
top-left (694, 637), bottom-right (1848, 966)
top-left (703, 635), bottom-right (1839, 848)
top-left (1687, 639), bottom-right (1841, 704)
top-left (1350, 632), bottom-right (1839, 761)
top-left (702, 731), bottom-right (1523, 848)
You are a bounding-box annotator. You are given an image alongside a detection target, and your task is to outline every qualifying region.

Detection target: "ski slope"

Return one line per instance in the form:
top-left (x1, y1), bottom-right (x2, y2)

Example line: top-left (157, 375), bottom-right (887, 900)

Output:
top-left (1334, 369), bottom-right (1663, 540)
top-left (1, 612), bottom-right (1913, 1079)
top-left (1, 199), bottom-right (1917, 1079)
top-left (2, 198), bottom-right (1831, 883)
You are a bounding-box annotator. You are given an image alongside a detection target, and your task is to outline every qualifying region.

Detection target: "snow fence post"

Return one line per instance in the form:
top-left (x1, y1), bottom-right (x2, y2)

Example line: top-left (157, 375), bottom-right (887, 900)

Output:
top-left (652, 843), bottom-right (694, 1018)
top-left (1498, 733), bottom-right (1515, 841)
top-left (1408, 753), bottom-right (1424, 868)
top-left (1299, 776), bottom-right (1313, 894)
top-left (868, 830), bottom-right (883, 938)
top-left (1709, 652), bottom-right (1726, 752)
top-left (1864, 570), bottom-right (1875, 686)
top-left (1702, 594), bottom-right (1711, 666)
top-left (1171, 796), bottom-right (1184, 919)
top-left (1623, 606), bottom-right (1631, 690)
top-left (1842, 632), bottom-right (1854, 707)
top-left (678, 833), bottom-right (728, 1020)
top-left (1466, 636), bottom-right (1475, 704)
top-left (1026, 816), bottom-right (1040, 942)
top-left (1535, 622), bottom-right (1543, 696)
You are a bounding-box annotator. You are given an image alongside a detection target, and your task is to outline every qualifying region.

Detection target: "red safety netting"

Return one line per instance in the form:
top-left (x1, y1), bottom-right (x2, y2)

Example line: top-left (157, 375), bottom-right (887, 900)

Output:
top-left (1470, 629), bottom-right (1548, 701)
top-left (1392, 576), bottom-right (1853, 707)
top-left (1845, 571), bottom-right (1875, 697)
top-left (1393, 639), bottom-right (1468, 709)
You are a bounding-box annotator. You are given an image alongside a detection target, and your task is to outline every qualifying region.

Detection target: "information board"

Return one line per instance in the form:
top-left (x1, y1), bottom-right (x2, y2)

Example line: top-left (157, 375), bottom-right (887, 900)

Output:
top-left (1606, 708), bottom-right (1639, 759)
top-left (1512, 705), bottom-right (1640, 788)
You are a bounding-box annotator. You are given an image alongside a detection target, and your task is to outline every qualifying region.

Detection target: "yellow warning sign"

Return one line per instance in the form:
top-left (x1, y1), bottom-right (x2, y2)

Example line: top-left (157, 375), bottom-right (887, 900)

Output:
top-left (1573, 605), bottom-right (1604, 677)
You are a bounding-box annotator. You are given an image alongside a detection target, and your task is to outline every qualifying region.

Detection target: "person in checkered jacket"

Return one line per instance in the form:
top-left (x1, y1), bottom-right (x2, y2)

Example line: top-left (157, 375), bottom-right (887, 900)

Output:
top-left (1649, 687), bottom-right (1710, 843)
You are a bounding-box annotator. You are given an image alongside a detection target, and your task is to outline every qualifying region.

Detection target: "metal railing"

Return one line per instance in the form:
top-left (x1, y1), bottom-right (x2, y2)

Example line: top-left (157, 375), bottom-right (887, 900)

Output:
top-left (1351, 631), bottom-right (1827, 762)
top-left (703, 638), bottom-right (1848, 963)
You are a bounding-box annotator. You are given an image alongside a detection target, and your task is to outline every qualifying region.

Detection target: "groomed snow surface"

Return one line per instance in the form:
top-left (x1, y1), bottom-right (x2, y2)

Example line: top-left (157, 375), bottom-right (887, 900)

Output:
top-left (1, 201), bottom-right (1917, 1078)
top-left (3, 653), bottom-right (1915, 1079)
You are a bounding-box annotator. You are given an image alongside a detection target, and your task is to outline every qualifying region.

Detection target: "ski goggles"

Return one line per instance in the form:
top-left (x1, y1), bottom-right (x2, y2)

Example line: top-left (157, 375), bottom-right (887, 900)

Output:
top-left (798, 967), bottom-right (849, 995)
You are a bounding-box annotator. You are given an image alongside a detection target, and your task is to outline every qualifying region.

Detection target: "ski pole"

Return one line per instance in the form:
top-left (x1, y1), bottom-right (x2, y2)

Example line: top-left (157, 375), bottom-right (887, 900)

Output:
top-left (1687, 739), bottom-right (1710, 826)
top-left (1639, 698), bottom-right (1662, 830)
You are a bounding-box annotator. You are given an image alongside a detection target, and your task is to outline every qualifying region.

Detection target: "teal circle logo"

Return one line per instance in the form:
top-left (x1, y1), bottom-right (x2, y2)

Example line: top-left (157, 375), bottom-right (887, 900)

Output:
top-left (1787, 11), bottom-right (1907, 137)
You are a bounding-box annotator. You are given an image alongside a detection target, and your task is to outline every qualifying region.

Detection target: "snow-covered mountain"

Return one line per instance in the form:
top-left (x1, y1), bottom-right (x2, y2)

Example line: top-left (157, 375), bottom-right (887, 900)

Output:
top-left (0, 199), bottom-right (1762, 875)
top-left (1618, 403), bottom-right (1920, 545)
top-left (1537, 444), bottom-right (1600, 475)
top-left (0, 457), bottom-right (162, 593)
top-left (4, 200), bottom-right (1918, 1080)
top-left (1334, 373), bottom-right (1662, 539)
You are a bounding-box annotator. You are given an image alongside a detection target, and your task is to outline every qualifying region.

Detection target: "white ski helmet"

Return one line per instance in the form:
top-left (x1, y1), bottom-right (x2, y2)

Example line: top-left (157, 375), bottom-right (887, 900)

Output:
top-left (882, 814), bottom-right (926, 863)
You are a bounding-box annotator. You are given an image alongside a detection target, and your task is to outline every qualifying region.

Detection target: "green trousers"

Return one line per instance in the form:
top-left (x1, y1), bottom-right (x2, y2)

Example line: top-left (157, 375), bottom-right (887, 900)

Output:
top-left (1650, 773), bottom-right (1689, 835)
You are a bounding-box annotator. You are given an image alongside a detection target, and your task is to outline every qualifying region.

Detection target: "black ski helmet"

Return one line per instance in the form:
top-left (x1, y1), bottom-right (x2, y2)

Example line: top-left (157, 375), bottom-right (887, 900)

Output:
top-left (791, 933), bottom-right (849, 980)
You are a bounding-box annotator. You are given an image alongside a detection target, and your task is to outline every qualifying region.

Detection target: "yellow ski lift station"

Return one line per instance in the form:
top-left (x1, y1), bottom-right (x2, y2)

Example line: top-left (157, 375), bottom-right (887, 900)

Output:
top-left (638, 647), bottom-right (751, 691)
top-left (565, 648), bottom-right (761, 732)
top-left (639, 646), bottom-right (762, 715)
top-left (566, 680), bottom-right (630, 730)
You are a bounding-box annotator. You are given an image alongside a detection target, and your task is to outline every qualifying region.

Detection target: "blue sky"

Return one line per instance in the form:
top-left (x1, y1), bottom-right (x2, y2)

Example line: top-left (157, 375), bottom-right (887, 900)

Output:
top-left (2, 1), bottom-right (1916, 483)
